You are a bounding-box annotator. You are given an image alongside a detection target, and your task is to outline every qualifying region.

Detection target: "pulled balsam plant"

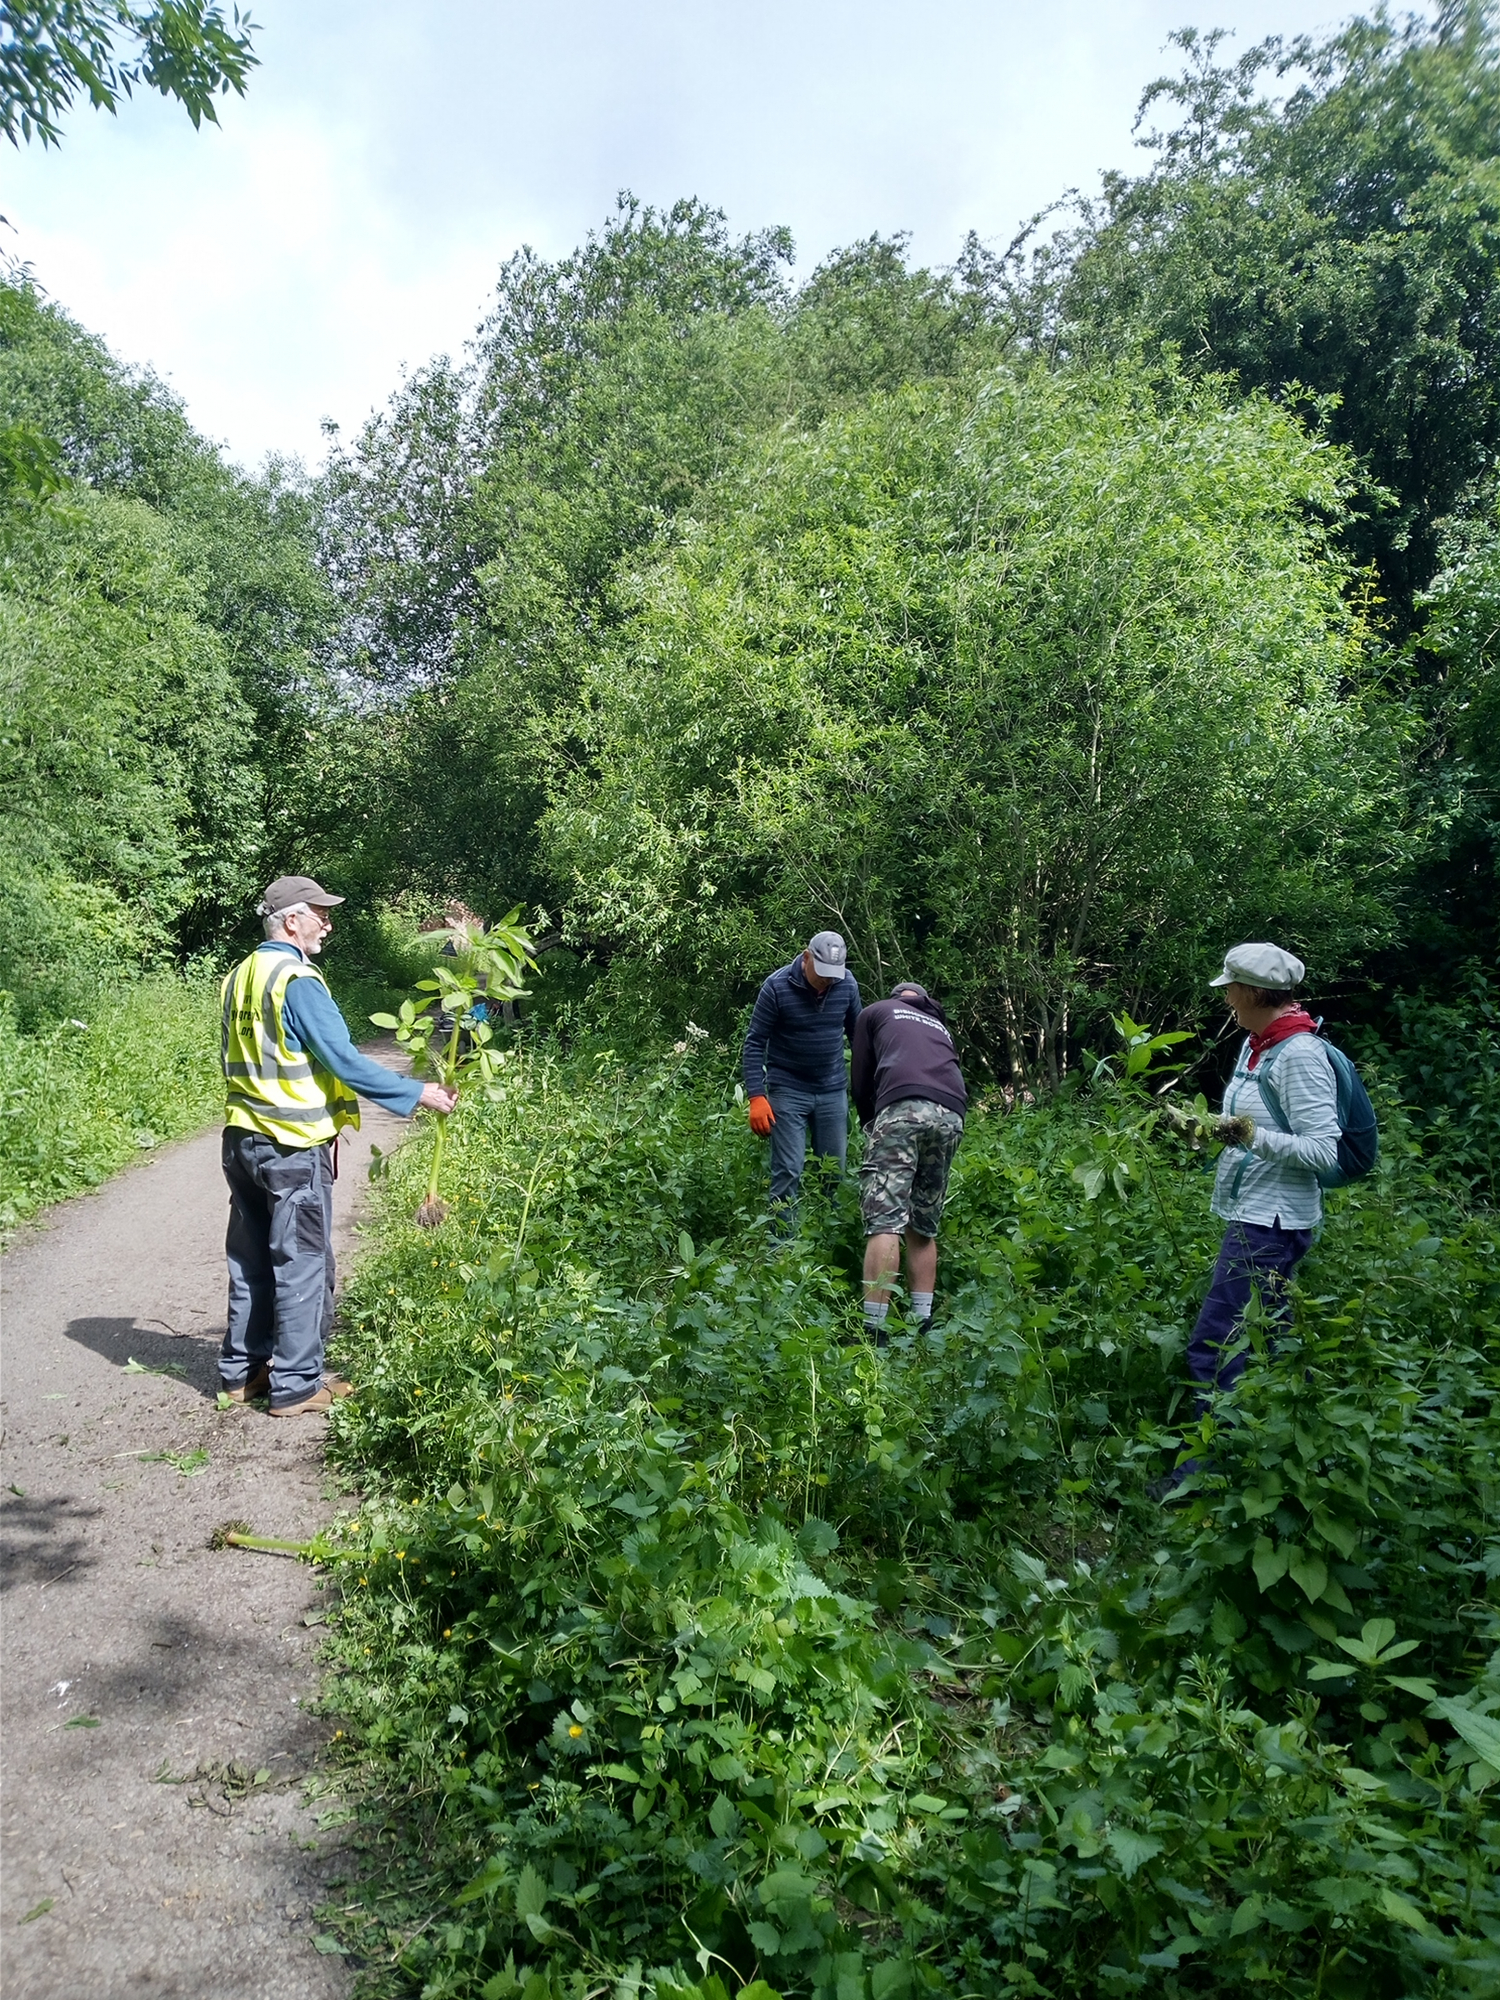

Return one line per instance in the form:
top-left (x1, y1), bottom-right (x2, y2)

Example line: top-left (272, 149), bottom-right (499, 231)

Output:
top-left (370, 908), bottom-right (536, 1227)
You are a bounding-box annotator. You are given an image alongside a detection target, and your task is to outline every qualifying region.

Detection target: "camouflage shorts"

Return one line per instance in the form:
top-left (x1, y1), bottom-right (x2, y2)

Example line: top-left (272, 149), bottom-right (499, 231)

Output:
top-left (858, 1097), bottom-right (965, 1238)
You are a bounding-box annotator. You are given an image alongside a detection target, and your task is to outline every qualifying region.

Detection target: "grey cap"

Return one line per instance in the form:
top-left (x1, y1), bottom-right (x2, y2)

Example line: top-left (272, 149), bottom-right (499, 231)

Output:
top-left (1209, 942), bottom-right (1305, 990)
top-left (806, 930), bottom-right (848, 980)
top-left (257, 874), bottom-right (346, 916)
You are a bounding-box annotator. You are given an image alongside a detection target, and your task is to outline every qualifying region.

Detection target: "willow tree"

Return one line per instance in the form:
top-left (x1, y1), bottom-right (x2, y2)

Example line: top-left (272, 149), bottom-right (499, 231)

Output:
top-left (546, 361), bottom-right (1411, 1085)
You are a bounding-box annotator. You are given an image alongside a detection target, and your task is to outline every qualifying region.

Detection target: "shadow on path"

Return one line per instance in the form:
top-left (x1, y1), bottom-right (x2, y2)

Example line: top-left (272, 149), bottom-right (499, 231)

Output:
top-left (61, 1314), bottom-right (223, 1401)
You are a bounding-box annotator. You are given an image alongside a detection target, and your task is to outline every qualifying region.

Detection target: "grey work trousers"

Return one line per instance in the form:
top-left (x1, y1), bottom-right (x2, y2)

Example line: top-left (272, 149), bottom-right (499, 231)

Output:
top-left (220, 1128), bottom-right (334, 1409)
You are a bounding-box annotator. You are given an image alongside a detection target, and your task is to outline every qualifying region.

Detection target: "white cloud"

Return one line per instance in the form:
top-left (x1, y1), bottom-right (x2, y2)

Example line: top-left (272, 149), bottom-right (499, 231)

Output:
top-left (3, 0), bottom-right (1359, 471)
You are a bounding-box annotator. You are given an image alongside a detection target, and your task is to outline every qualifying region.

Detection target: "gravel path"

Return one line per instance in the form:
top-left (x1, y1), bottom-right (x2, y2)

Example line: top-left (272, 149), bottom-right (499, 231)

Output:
top-left (1, 1080), bottom-right (410, 1998)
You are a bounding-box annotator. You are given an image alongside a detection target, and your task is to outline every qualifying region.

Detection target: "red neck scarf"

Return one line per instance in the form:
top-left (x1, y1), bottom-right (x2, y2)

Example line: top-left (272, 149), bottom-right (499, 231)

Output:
top-left (1247, 1008), bottom-right (1318, 1070)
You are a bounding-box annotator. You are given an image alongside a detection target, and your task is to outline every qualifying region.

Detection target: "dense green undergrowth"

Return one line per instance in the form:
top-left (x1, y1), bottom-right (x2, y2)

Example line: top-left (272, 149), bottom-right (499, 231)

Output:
top-left (315, 1031), bottom-right (1500, 1999)
top-left (0, 973), bottom-right (223, 1226)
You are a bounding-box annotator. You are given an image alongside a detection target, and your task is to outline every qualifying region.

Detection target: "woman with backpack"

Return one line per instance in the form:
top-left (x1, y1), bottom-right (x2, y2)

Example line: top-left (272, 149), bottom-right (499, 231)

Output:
top-left (1174, 942), bottom-right (1345, 1462)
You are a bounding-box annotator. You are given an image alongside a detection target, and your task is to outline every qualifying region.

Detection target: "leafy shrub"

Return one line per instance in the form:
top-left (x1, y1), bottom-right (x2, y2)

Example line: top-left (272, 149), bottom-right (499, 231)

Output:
top-left (318, 1031), bottom-right (1500, 1998)
top-left (1375, 966), bottom-right (1500, 1204)
top-left (0, 974), bottom-right (222, 1226)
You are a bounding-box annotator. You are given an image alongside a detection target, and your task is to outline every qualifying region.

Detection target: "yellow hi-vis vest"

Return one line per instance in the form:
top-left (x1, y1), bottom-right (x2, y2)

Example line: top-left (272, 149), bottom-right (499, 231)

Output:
top-left (221, 949), bottom-right (360, 1147)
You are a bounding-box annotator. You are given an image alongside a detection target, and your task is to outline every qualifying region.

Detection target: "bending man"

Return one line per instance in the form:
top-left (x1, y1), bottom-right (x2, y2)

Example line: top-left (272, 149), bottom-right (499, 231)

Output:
top-left (219, 875), bottom-right (457, 1417)
top-left (851, 982), bottom-right (967, 1343)
top-left (741, 931), bottom-right (862, 1215)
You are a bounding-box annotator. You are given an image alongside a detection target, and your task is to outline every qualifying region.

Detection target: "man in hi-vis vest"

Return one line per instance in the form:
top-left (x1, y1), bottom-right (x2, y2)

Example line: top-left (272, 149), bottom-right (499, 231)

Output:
top-left (219, 875), bottom-right (457, 1416)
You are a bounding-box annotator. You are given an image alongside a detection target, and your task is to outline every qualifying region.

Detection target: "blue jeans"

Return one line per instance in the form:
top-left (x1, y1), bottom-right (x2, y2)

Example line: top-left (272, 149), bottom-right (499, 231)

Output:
top-left (221, 1129), bottom-right (335, 1408)
top-left (767, 1084), bottom-right (849, 1210)
top-left (1187, 1219), bottom-right (1312, 1410)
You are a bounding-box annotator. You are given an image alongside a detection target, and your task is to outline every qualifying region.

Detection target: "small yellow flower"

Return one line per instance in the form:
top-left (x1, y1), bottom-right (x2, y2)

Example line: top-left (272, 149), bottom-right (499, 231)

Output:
top-left (568, 1723), bottom-right (584, 1738)
top-left (443, 1628), bottom-right (453, 1638)
top-left (414, 1387), bottom-right (424, 1396)
top-left (359, 1576), bottom-right (368, 1586)
top-left (396, 1551), bottom-right (406, 1560)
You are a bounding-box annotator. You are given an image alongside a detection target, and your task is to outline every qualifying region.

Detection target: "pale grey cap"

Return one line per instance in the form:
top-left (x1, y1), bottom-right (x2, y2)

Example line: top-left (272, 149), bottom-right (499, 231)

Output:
top-left (806, 930), bottom-right (848, 980)
top-left (1209, 942), bottom-right (1305, 990)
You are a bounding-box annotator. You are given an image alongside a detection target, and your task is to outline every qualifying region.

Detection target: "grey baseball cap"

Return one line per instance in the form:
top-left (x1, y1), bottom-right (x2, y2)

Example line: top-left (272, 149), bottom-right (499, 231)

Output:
top-left (806, 930), bottom-right (848, 979)
top-left (1209, 942), bottom-right (1305, 990)
top-left (257, 874), bottom-right (346, 916)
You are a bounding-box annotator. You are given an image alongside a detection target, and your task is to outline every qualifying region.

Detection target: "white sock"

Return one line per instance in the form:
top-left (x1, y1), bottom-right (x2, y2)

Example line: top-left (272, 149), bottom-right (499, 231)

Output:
top-left (863, 1299), bottom-right (889, 1325)
top-left (911, 1291), bottom-right (934, 1321)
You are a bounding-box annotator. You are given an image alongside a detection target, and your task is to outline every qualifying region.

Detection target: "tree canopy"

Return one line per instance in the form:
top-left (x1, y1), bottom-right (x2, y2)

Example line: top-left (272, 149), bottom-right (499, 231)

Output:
top-left (5, 3), bottom-right (1497, 1066)
top-left (1, 1), bottom-right (258, 146)
top-left (0, 278), bottom-right (330, 1019)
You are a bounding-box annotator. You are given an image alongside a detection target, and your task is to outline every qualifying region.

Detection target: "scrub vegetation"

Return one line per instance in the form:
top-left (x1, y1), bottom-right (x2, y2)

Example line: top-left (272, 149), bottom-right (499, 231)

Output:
top-left (4, 4), bottom-right (1500, 1989)
top-left (310, 1026), bottom-right (1500, 1998)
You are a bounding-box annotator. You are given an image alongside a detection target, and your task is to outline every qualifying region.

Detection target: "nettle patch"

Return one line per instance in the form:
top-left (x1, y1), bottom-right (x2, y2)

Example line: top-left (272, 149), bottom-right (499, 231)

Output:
top-left (316, 1033), bottom-right (1500, 2000)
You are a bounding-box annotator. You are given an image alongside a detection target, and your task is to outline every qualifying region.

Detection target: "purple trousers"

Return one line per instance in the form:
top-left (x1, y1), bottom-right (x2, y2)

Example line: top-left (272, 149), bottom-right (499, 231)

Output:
top-left (1187, 1220), bottom-right (1312, 1410)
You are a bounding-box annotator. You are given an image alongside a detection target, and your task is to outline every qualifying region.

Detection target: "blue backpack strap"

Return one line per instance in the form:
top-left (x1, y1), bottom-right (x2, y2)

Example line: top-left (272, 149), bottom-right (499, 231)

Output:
top-left (1251, 1039), bottom-right (1293, 1134)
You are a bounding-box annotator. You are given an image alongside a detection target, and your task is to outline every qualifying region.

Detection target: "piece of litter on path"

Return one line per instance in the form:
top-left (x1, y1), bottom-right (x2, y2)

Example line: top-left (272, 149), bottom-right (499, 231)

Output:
top-left (17, 1899), bottom-right (54, 1924)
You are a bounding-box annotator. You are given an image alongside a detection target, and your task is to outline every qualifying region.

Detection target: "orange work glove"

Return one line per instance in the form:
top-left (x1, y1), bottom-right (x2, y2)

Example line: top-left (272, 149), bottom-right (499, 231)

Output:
top-left (748, 1094), bottom-right (776, 1136)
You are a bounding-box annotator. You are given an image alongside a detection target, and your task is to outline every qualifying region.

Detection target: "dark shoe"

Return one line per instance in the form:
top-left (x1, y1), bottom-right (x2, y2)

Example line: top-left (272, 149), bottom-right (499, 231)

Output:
top-left (223, 1362), bottom-right (271, 1403)
top-left (268, 1387), bottom-right (334, 1418)
top-left (916, 1316), bottom-right (934, 1338)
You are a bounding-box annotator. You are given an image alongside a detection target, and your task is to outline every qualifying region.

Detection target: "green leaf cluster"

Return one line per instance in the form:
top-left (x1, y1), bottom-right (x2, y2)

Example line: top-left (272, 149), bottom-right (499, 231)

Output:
top-left (314, 1025), bottom-right (1500, 1997)
top-left (543, 360), bottom-right (1406, 1083)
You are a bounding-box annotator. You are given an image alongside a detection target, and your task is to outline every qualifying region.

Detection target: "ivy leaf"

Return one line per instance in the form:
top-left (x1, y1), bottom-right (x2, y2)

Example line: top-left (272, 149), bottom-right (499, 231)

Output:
top-left (1252, 1537), bottom-right (1288, 1591)
top-left (1287, 1550), bottom-right (1328, 1603)
top-left (1311, 1508), bottom-right (1358, 1559)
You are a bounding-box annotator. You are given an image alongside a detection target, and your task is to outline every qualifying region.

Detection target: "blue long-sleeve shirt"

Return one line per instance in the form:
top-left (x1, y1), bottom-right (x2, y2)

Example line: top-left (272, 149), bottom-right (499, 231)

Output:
top-left (741, 957), bottom-right (862, 1097)
top-left (261, 943), bottom-right (423, 1116)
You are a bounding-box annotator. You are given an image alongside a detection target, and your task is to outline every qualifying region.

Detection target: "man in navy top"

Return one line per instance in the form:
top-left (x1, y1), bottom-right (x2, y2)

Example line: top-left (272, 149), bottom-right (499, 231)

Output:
top-left (741, 930), bottom-right (862, 1214)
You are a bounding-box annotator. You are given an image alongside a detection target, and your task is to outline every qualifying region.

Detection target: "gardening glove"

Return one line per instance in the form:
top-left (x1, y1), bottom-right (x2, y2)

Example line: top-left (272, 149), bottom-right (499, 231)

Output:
top-left (748, 1094), bottom-right (776, 1137)
top-left (1212, 1115), bottom-right (1255, 1147)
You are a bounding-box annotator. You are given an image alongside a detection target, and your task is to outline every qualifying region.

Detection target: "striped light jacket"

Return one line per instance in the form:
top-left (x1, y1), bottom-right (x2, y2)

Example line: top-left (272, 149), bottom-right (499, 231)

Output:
top-left (1211, 1031), bottom-right (1339, 1231)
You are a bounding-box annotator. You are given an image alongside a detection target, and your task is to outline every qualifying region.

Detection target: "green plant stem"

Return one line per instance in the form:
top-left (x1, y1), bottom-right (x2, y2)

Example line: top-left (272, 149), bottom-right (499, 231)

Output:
top-left (224, 1531), bottom-right (312, 1557)
top-left (424, 1116), bottom-right (447, 1206)
top-left (421, 1014), bottom-right (466, 1208)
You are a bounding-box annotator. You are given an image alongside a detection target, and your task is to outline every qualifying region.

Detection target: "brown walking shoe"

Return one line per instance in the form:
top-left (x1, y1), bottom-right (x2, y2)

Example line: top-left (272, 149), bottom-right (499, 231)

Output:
top-left (223, 1362), bottom-right (272, 1403)
top-left (268, 1386), bottom-right (334, 1418)
top-left (324, 1375), bottom-right (355, 1398)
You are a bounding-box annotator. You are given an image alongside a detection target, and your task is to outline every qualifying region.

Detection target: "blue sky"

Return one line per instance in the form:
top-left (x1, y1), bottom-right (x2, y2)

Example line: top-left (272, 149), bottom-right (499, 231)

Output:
top-left (3, 0), bottom-right (1363, 471)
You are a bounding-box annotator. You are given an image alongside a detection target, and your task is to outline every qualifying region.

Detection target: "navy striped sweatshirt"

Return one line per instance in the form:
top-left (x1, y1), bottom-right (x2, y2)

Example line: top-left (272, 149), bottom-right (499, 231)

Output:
top-left (741, 958), bottom-right (863, 1097)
